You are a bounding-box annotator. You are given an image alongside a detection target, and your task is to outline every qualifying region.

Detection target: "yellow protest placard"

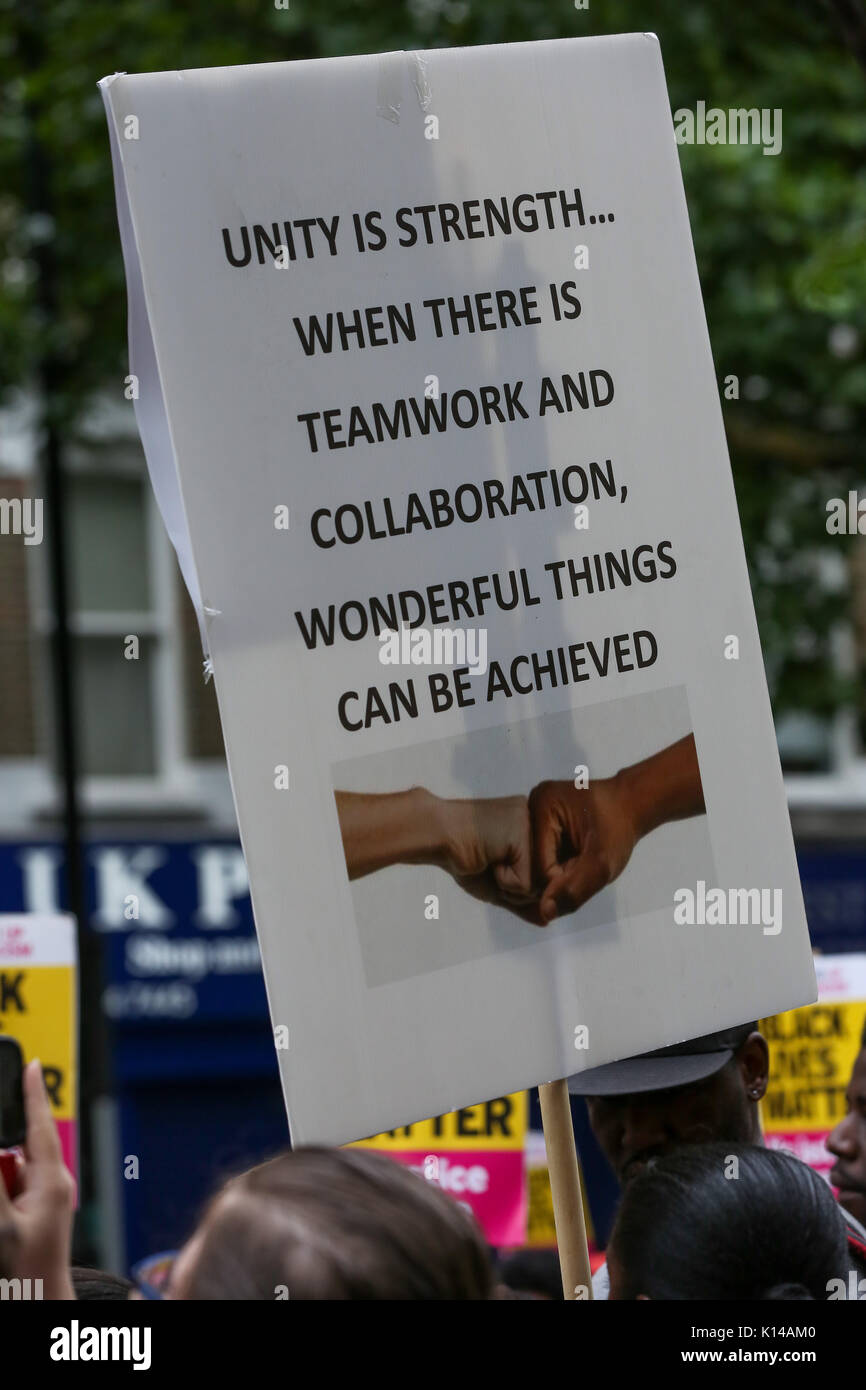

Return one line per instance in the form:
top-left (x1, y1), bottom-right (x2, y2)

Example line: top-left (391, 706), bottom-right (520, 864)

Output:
top-left (0, 916), bottom-right (77, 1179)
top-left (353, 1093), bottom-right (527, 1243)
top-left (762, 953), bottom-right (866, 1176)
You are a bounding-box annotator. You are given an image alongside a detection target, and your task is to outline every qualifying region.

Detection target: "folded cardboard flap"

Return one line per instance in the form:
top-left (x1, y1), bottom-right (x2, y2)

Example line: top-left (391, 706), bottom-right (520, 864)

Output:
top-left (99, 74), bottom-right (208, 655)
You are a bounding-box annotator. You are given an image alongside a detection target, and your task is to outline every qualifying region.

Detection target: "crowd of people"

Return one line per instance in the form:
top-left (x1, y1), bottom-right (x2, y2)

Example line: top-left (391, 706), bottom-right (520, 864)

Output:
top-left (2, 1017), bottom-right (864, 1301)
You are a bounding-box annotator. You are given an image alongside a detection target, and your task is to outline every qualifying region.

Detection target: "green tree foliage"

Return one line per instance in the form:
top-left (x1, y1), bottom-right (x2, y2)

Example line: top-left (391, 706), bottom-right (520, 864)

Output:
top-left (2, 0), bottom-right (864, 735)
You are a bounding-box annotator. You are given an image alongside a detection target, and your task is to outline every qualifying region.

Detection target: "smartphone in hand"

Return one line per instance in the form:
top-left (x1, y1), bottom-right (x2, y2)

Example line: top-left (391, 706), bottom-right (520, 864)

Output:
top-left (0, 1037), bottom-right (25, 1198)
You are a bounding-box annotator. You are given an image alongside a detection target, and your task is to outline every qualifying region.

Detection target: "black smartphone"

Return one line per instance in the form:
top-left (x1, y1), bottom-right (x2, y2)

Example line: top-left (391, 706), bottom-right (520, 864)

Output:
top-left (0, 1037), bottom-right (25, 1149)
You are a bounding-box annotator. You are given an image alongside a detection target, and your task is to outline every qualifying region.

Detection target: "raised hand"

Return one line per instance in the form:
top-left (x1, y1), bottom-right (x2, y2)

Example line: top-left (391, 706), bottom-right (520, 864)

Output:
top-left (528, 735), bottom-right (706, 924)
top-left (529, 776), bottom-right (640, 924)
top-left (335, 788), bottom-right (543, 922)
top-left (0, 1060), bottom-right (76, 1300)
top-left (435, 793), bottom-right (543, 922)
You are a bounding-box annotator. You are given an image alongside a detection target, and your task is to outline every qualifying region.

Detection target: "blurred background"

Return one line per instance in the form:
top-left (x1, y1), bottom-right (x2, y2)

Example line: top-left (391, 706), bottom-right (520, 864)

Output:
top-left (1, 0), bottom-right (865, 1272)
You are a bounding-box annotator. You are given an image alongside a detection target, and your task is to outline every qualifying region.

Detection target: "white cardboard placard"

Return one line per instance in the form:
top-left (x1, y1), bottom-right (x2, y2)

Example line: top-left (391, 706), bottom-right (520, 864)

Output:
top-left (101, 36), bottom-right (815, 1144)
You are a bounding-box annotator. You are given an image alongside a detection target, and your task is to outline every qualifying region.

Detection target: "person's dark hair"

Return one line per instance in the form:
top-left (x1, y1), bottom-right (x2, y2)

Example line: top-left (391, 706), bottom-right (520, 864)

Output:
top-left (178, 1146), bottom-right (493, 1300)
top-left (860, 1010), bottom-right (866, 1050)
top-left (71, 1266), bottom-right (134, 1300)
top-left (608, 1142), bottom-right (848, 1301)
top-left (498, 1248), bottom-right (563, 1300)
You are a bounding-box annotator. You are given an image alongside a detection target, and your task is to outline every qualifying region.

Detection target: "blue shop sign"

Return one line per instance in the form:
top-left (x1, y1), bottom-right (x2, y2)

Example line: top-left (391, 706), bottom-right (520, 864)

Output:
top-left (0, 839), bottom-right (266, 1024)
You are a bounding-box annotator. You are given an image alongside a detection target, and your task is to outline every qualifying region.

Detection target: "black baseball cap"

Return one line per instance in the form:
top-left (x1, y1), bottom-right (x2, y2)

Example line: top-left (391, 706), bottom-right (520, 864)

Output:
top-left (567, 1023), bottom-right (758, 1097)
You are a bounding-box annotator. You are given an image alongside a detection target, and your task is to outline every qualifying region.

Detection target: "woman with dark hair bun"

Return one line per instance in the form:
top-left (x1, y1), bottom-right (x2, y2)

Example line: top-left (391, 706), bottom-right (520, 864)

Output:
top-left (607, 1142), bottom-right (848, 1301)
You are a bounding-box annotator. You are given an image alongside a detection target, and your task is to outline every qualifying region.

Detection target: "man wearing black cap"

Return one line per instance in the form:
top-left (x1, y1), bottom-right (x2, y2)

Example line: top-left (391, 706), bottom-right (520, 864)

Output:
top-left (570, 1022), bottom-right (866, 1297)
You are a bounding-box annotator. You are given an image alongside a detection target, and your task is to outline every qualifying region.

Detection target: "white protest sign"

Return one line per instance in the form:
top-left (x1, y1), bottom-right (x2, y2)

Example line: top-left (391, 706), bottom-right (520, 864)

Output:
top-left (101, 35), bottom-right (816, 1145)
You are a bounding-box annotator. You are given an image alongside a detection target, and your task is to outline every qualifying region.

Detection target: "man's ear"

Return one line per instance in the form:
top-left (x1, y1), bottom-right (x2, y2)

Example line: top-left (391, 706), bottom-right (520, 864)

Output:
top-left (737, 1031), bottom-right (769, 1100)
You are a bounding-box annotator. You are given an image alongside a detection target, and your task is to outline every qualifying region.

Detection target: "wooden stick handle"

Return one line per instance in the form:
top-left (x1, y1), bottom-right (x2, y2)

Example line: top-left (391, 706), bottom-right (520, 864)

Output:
top-left (538, 1078), bottom-right (594, 1300)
